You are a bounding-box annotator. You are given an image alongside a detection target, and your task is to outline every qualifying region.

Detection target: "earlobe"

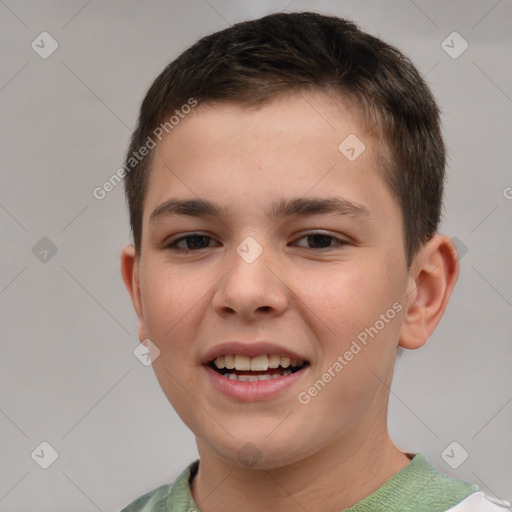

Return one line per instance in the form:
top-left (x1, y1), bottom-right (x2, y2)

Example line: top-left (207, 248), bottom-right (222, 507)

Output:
top-left (398, 235), bottom-right (460, 350)
top-left (120, 245), bottom-right (148, 342)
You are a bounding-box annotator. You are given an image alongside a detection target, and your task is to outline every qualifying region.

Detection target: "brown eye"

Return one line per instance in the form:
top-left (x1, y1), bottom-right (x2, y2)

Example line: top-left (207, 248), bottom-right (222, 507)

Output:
top-left (306, 234), bottom-right (334, 249)
top-left (294, 232), bottom-right (348, 250)
top-left (166, 234), bottom-right (218, 251)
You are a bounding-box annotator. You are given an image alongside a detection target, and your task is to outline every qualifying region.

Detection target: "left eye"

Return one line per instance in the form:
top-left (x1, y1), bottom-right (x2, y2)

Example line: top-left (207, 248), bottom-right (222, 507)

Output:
top-left (294, 233), bottom-right (347, 249)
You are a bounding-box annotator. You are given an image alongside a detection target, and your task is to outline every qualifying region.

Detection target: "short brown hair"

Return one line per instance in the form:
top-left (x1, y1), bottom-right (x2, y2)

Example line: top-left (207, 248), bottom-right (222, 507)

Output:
top-left (124, 11), bottom-right (445, 267)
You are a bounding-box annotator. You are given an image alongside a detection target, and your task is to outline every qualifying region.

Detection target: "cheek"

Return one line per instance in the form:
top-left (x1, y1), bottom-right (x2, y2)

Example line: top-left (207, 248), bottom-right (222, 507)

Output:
top-left (139, 263), bottom-right (209, 368)
top-left (296, 262), bottom-right (384, 339)
top-left (293, 266), bottom-right (401, 435)
top-left (139, 264), bottom-right (204, 422)
top-left (297, 258), bottom-right (404, 372)
top-left (142, 262), bottom-right (204, 327)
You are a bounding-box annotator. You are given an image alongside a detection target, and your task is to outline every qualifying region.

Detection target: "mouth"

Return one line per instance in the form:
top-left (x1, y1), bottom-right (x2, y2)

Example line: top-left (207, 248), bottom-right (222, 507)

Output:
top-left (209, 354), bottom-right (309, 382)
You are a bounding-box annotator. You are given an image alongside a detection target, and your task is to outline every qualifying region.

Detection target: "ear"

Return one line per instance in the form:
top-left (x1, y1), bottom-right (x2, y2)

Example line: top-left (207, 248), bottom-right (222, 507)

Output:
top-left (398, 235), bottom-right (459, 350)
top-left (120, 245), bottom-right (148, 343)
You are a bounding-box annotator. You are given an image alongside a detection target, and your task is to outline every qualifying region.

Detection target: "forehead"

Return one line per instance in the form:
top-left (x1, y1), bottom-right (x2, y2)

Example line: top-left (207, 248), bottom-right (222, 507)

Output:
top-left (144, 91), bottom-right (397, 225)
top-left (170, 91), bottom-right (369, 157)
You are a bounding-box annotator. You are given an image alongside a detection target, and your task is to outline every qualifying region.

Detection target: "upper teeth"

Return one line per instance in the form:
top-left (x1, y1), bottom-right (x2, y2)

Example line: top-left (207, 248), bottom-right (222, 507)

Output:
top-left (213, 354), bottom-right (303, 371)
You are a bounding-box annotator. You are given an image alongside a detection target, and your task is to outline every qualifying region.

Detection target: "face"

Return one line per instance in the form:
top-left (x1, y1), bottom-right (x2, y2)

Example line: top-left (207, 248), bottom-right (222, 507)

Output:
top-left (125, 91), bottom-right (412, 469)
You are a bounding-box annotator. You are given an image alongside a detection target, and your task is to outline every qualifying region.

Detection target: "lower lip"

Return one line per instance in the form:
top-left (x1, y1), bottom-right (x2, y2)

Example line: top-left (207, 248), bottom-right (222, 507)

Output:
top-left (204, 365), bottom-right (307, 401)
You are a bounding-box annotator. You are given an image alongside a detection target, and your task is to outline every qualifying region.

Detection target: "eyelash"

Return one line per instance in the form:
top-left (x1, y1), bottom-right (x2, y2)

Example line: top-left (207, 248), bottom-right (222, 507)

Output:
top-left (165, 232), bottom-right (349, 252)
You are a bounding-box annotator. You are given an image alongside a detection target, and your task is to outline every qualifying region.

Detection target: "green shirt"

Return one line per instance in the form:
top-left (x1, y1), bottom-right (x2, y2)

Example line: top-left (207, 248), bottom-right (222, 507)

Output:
top-left (121, 453), bottom-right (479, 512)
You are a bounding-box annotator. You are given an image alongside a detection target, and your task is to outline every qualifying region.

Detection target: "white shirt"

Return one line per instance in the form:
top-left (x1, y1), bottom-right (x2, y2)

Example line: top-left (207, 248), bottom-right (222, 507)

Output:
top-left (447, 492), bottom-right (512, 511)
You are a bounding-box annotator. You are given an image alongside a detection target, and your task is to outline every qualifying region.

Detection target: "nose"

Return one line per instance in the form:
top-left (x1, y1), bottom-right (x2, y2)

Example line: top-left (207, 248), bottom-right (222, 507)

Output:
top-left (212, 243), bottom-right (289, 321)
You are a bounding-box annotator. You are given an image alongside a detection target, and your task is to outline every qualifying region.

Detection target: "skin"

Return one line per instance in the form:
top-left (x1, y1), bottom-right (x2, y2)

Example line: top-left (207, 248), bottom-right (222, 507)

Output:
top-left (121, 90), bottom-right (459, 511)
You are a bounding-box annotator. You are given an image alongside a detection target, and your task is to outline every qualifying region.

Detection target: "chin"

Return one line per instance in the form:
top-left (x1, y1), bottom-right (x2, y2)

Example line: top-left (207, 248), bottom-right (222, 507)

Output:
top-left (199, 430), bottom-right (318, 471)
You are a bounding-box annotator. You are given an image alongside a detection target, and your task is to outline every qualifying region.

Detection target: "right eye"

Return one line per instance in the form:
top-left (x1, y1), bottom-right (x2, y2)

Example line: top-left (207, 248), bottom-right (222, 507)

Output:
top-left (165, 234), bottom-right (219, 251)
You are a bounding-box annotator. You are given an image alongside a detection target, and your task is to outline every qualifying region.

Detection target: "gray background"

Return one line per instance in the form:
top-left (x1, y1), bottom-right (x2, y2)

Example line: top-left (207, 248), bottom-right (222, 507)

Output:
top-left (1, 0), bottom-right (511, 510)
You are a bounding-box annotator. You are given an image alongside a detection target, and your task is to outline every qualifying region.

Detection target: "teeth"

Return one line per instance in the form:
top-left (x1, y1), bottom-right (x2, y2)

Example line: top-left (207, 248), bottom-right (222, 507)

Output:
top-left (224, 354), bottom-right (234, 369)
top-left (268, 355), bottom-right (281, 368)
top-left (225, 370), bottom-right (293, 381)
top-left (240, 375), bottom-right (259, 382)
top-left (213, 354), bottom-right (304, 371)
top-left (234, 355), bottom-right (251, 371)
top-left (251, 355), bottom-right (269, 371)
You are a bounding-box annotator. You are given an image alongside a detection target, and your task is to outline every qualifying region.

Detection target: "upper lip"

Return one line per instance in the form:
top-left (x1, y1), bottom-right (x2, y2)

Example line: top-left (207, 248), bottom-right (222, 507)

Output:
top-left (201, 341), bottom-right (309, 365)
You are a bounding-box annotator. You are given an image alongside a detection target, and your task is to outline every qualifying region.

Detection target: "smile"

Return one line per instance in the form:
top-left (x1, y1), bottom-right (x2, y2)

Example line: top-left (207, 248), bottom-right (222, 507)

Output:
top-left (210, 354), bottom-right (308, 382)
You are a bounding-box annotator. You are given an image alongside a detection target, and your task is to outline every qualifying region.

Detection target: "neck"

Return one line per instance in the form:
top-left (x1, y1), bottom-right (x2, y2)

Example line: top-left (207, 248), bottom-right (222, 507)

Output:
top-left (190, 423), bottom-right (410, 512)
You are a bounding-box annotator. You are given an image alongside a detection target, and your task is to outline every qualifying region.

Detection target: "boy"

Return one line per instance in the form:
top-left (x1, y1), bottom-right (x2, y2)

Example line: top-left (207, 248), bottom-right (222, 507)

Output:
top-left (119, 11), bottom-right (510, 511)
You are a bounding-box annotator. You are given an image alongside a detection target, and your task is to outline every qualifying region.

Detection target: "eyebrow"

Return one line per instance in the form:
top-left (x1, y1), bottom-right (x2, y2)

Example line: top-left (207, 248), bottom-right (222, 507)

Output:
top-left (149, 196), bottom-right (370, 224)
